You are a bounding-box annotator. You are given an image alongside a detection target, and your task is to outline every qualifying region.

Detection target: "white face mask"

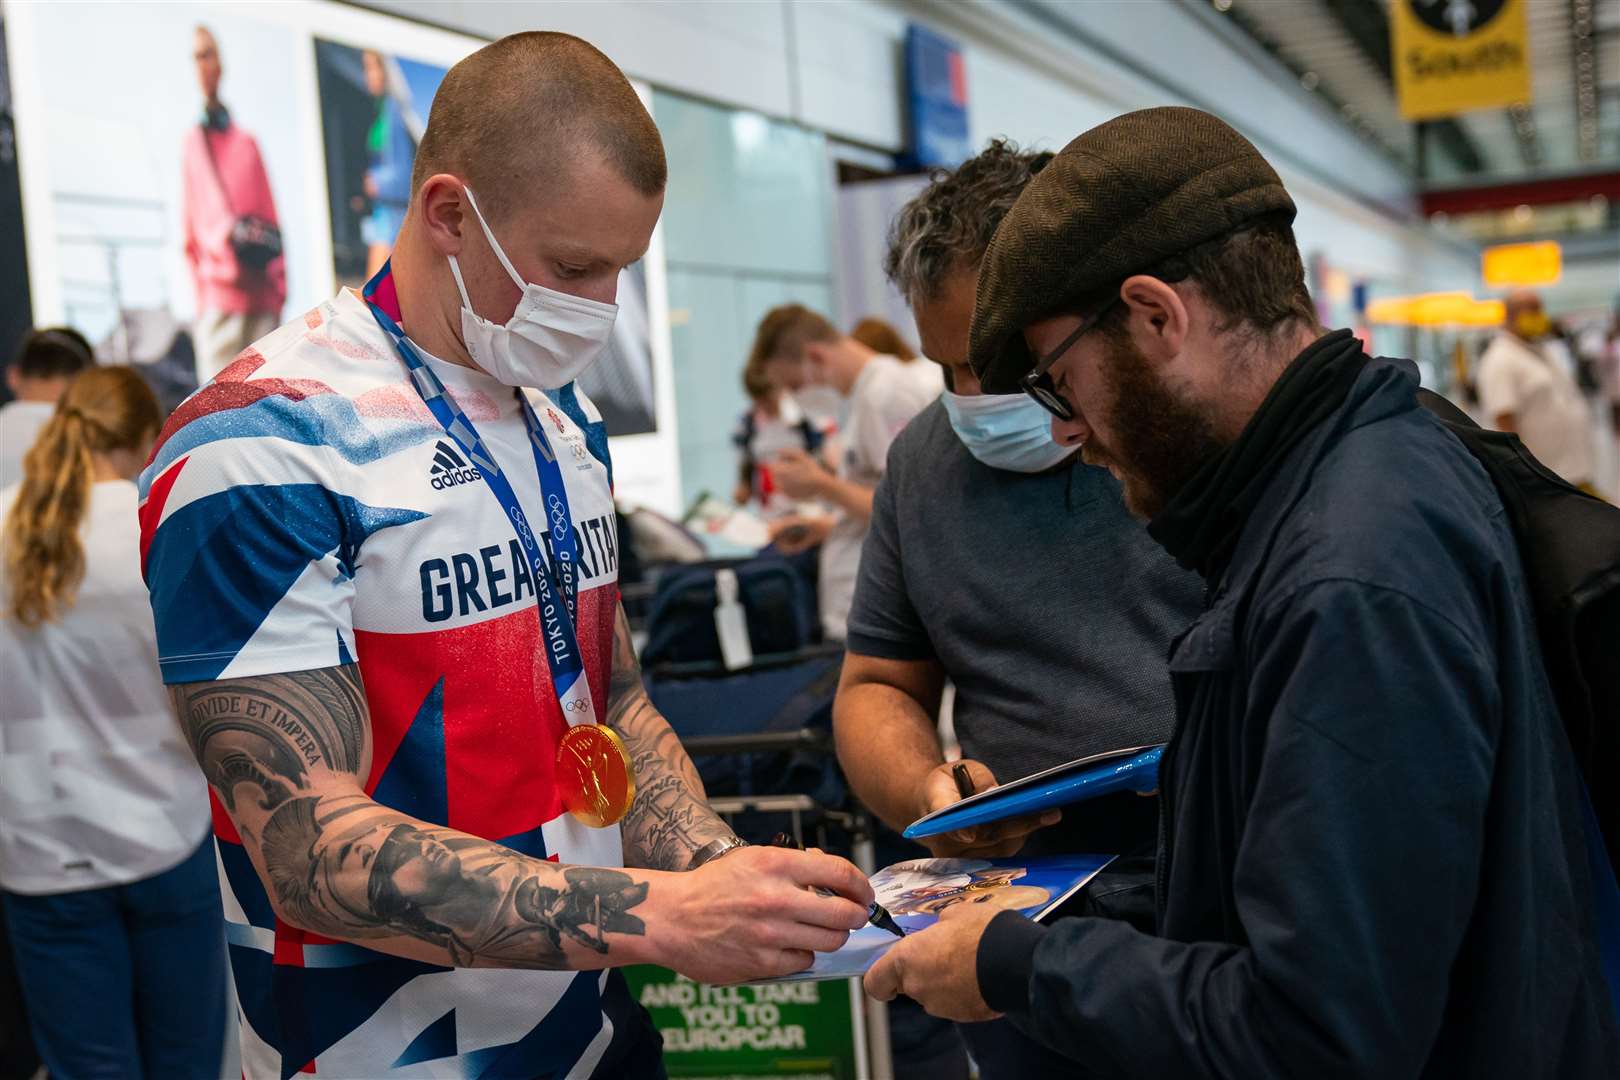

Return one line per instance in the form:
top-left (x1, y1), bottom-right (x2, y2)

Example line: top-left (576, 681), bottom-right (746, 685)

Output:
top-left (942, 389), bottom-right (1073, 473)
top-left (447, 186), bottom-right (618, 389)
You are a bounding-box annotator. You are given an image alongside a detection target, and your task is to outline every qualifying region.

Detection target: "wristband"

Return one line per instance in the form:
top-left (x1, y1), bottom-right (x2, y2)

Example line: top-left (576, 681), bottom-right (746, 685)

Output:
top-left (687, 836), bottom-right (748, 870)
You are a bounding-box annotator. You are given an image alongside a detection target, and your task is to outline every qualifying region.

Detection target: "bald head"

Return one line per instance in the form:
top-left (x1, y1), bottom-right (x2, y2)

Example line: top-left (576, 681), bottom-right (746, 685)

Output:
top-left (411, 32), bottom-right (665, 223)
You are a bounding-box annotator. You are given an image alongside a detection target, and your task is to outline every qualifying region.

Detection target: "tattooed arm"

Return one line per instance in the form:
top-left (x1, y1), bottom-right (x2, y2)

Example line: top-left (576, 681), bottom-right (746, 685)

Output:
top-left (173, 667), bottom-right (655, 970)
top-left (173, 664), bottom-right (873, 981)
top-left (605, 605), bottom-right (735, 871)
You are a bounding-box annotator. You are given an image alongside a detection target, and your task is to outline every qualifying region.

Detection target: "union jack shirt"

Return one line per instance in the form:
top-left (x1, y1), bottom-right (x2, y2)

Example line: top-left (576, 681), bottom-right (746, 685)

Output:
top-left (139, 288), bottom-right (648, 1078)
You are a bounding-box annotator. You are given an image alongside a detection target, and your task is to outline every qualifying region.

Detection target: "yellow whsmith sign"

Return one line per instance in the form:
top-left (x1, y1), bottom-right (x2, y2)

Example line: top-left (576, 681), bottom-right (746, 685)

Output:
top-left (1391, 0), bottom-right (1532, 121)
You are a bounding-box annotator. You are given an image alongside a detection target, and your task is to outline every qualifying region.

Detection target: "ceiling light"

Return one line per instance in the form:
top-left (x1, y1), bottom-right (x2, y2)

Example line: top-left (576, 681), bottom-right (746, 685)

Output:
top-left (1213, 0), bottom-right (1233, 11)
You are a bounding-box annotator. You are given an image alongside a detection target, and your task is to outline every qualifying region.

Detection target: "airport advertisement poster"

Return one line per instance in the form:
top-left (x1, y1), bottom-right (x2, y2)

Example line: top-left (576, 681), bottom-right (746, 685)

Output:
top-left (5, 0), bottom-right (681, 513)
top-left (623, 965), bottom-right (863, 1079)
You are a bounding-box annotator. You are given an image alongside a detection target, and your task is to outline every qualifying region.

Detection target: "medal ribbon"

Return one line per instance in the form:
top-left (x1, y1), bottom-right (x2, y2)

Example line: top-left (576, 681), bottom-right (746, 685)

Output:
top-left (362, 261), bottom-right (597, 730)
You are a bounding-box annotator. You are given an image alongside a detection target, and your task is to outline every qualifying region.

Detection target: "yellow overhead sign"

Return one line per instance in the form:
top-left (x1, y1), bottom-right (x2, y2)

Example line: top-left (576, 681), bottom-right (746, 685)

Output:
top-left (1391, 0), bottom-right (1531, 121)
top-left (1365, 292), bottom-right (1505, 328)
top-left (1481, 241), bottom-right (1562, 287)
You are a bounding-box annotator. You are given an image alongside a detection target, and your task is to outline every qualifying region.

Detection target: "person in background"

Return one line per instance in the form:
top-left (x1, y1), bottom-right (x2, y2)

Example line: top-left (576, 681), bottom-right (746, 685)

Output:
top-left (865, 107), bottom-right (1620, 1078)
top-left (184, 24), bottom-right (285, 385)
top-left (732, 326), bottom-right (833, 510)
top-left (850, 315), bottom-right (918, 361)
top-left (761, 304), bottom-right (941, 640)
top-left (0, 327), bottom-right (93, 489)
top-left (836, 139), bottom-right (1201, 1077)
top-left (1477, 289), bottom-right (1596, 491)
top-left (0, 366), bottom-right (225, 1079)
top-left (360, 49), bottom-right (416, 278)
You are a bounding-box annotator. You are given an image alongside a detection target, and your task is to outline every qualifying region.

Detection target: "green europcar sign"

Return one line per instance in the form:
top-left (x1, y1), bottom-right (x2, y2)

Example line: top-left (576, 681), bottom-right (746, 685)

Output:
top-left (624, 966), bottom-right (862, 1078)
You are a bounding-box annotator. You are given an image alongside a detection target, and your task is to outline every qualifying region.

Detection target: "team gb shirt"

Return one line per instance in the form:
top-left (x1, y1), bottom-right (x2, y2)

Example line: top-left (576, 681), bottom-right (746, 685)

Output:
top-left (139, 288), bottom-right (640, 1078)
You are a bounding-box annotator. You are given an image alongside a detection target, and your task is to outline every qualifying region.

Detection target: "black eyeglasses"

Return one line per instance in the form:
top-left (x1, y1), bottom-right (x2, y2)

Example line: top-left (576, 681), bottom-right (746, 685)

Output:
top-left (1019, 305), bottom-right (1112, 421)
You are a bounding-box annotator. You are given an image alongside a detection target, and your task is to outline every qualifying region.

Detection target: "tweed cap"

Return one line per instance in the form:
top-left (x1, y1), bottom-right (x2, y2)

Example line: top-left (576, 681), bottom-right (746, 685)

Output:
top-left (969, 106), bottom-right (1296, 392)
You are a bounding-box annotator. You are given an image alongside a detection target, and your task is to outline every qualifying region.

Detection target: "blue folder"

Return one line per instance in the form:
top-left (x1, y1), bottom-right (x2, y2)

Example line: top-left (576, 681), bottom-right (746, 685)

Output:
top-left (903, 745), bottom-right (1164, 841)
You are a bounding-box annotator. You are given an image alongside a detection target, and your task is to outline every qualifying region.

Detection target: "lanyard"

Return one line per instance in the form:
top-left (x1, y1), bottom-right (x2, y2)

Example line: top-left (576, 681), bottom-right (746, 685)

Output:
top-left (361, 262), bottom-right (596, 726)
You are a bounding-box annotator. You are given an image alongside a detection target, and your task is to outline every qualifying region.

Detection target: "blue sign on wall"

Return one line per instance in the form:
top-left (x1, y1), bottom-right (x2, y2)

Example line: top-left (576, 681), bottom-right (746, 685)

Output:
top-left (903, 24), bottom-right (970, 169)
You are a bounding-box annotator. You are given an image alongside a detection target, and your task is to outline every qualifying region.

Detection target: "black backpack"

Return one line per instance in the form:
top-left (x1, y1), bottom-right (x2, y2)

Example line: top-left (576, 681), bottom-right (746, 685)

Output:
top-left (1419, 390), bottom-right (1620, 873)
top-left (640, 556), bottom-right (818, 672)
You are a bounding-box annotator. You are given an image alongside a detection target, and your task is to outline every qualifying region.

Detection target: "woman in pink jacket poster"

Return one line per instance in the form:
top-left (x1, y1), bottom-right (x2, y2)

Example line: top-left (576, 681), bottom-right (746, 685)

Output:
top-left (181, 25), bottom-right (286, 386)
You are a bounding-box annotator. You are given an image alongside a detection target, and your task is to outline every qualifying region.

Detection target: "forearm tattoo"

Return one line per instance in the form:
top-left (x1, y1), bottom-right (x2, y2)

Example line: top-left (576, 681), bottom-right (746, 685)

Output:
top-left (605, 610), bottom-right (734, 871)
top-left (171, 667), bottom-right (649, 969)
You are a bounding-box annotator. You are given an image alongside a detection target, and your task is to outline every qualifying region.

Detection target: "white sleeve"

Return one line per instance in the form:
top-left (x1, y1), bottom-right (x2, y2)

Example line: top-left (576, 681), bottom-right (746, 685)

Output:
top-left (850, 364), bottom-right (942, 481)
top-left (1476, 345), bottom-right (1524, 425)
top-left (138, 402), bottom-right (400, 684)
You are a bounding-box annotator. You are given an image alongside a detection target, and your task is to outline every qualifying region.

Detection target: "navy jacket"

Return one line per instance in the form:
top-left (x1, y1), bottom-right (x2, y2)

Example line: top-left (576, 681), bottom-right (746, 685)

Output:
top-left (979, 357), bottom-right (1620, 1077)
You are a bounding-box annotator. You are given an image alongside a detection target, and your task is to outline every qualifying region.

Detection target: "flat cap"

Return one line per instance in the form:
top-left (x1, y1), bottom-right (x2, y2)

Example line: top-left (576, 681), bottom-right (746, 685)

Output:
top-left (969, 106), bottom-right (1295, 393)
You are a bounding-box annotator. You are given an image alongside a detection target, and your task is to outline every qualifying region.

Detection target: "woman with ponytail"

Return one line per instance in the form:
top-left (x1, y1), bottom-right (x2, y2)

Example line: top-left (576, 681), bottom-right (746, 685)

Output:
top-left (0, 367), bottom-right (225, 1078)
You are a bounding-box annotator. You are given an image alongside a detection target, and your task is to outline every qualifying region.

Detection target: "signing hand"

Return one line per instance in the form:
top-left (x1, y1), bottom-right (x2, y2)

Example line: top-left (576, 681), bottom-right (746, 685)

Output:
top-left (654, 846), bottom-right (873, 984)
top-left (771, 448), bottom-right (830, 500)
top-left (918, 759), bottom-right (1059, 858)
top-left (864, 899), bottom-right (1005, 1022)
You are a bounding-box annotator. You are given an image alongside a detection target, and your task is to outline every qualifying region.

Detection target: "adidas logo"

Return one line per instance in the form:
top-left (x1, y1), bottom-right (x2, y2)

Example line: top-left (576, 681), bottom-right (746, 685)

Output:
top-left (428, 441), bottom-right (481, 490)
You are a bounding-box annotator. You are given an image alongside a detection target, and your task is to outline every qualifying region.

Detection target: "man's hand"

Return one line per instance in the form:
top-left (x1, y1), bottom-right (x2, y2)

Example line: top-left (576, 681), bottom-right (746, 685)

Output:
top-left (767, 513), bottom-right (834, 556)
top-left (917, 759), bottom-right (1058, 858)
top-left (652, 846), bottom-right (874, 984)
top-left (771, 448), bottom-right (830, 500)
top-left (864, 901), bottom-right (1004, 1022)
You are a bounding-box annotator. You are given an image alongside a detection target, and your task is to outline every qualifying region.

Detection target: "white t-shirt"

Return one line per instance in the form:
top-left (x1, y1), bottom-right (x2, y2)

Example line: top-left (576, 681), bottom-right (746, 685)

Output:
top-left (819, 356), bottom-right (941, 639)
top-left (0, 400), bottom-right (55, 490)
top-left (1477, 332), bottom-right (1595, 485)
top-left (137, 287), bottom-right (632, 1077)
top-left (0, 479), bottom-right (211, 895)
top-left (745, 393), bottom-right (818, 464)
top-left (735, 392), bottom-right (835, 515)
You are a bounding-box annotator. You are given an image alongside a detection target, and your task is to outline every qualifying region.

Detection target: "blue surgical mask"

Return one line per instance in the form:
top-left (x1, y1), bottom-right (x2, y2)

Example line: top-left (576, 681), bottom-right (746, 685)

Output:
top-left (943, 390), bottom-right (1073, 473)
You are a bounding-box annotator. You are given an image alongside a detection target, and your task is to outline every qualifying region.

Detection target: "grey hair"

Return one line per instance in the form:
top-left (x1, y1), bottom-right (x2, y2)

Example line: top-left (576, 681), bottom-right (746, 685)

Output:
top-left (884, 138), bottom-right (1054, 305)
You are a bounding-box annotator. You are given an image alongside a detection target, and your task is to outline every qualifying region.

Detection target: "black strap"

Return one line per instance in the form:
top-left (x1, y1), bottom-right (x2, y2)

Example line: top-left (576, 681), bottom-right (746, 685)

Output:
top-left (198, 124), bottom-right (237, 218)
top-left (797, 416), bottom-right (823, 453)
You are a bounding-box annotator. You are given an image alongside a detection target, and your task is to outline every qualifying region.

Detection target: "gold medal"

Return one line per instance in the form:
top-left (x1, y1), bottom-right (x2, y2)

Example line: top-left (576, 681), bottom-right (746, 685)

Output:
top-left (556, 724), bottom-right (636, 828)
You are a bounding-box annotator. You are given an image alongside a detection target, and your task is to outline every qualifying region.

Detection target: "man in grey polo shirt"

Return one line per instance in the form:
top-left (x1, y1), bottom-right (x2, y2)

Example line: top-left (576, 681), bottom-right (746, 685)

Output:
top-left (832, 140), bottom-right (1201, 1078)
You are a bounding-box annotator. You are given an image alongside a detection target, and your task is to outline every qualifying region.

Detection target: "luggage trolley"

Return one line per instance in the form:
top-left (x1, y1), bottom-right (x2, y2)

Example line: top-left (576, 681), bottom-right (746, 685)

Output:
top-left (637, 554), bottom-right (895, 1079)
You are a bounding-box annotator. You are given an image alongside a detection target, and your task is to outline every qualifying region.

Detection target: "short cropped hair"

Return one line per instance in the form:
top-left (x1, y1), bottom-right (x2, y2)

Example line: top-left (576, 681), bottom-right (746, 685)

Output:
top-left (411, 32), bottom-right (666, 222)
top-left (884, 139), bottom-right (1053, 305)
top-left (13, 328), bottom-right (94, 380)
top-left (748, 305), bottom-right (839, 368)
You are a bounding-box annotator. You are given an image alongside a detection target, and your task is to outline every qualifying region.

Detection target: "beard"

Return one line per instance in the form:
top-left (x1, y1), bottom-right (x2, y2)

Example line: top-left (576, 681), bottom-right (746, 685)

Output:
top-left (1082, 333), bottom-right (1227, 521)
